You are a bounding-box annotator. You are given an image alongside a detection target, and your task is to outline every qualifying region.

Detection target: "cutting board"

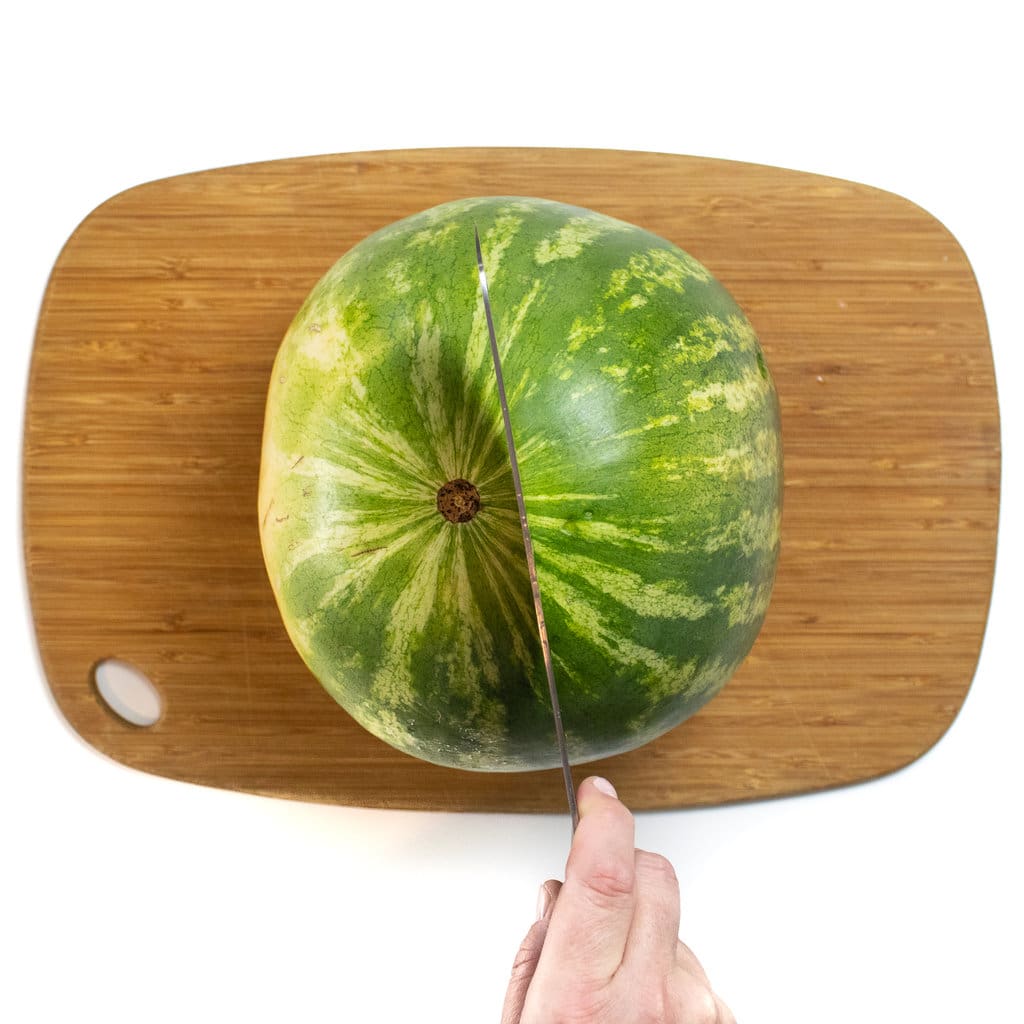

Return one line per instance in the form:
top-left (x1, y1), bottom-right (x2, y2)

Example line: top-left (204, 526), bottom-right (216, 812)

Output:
top-left (23, 148), bottom-right (999, 812)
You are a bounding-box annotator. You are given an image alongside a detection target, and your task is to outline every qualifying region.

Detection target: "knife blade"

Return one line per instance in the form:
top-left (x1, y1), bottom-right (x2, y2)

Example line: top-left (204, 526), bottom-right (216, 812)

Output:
top-left (474, 226), bottom-right (579, 834)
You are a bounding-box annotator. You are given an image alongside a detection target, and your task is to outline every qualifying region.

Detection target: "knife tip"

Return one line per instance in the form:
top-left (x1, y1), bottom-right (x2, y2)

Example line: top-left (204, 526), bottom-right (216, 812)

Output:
top-left (473, 223), bottom-right (484, 269)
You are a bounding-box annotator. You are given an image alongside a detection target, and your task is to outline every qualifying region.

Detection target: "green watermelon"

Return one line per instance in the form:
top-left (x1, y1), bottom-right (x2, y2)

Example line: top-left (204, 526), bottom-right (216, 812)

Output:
top-left (259, 197), bottom-right (782, 771)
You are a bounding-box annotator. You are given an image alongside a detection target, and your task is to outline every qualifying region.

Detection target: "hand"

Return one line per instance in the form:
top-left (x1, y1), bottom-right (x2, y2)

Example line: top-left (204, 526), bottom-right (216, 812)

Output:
top-left (501, 776), bottom-right (735, 1023)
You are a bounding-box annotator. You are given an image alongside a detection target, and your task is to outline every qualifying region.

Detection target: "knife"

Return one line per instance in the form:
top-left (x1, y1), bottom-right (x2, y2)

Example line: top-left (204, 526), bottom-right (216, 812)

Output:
top-left (474, 226), bottom-right (580, 834)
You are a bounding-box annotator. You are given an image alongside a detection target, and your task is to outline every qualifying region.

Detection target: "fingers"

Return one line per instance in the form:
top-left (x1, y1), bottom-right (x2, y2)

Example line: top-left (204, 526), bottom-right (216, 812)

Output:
top-left (667, 968), bottom-right (737, 1024)
top-left (713, 992), bottom-right (738, 1024)
top-left (673, 941), bottom-right (736, 1024)
top-left (499, 880), bottom-right (561, 1024)
top-left (621, 850), bottom-right (681, 976)
top-left (676, 940), bottom-right (712, 986)
top-left (536, 878), bottom-right (562, 922)
top-left (536, 776), bottom-right (637, 984)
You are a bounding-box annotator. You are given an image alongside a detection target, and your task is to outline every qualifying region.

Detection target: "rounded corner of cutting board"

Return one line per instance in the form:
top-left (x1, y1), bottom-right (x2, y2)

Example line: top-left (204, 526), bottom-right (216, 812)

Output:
top-left (23, 147), bottom-right (999, 812)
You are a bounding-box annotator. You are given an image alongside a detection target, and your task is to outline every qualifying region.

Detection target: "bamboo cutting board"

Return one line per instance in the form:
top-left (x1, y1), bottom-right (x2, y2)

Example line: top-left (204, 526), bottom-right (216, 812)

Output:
top-left (23, 148), bottom-right (999, 812)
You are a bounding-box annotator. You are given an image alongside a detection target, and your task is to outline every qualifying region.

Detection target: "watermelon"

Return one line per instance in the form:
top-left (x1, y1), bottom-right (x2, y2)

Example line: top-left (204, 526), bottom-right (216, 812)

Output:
top-left (258, 197), bottom-right (782, 771)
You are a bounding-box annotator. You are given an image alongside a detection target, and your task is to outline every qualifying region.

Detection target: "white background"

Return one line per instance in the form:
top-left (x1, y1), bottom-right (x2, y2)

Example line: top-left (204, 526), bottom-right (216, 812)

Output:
top-left (3, 3), bottom-right (1020, 1022)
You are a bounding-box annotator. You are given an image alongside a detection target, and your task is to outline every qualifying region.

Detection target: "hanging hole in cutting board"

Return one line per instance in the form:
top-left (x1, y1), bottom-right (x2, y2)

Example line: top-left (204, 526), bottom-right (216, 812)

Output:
top-left (93, 659), bottom-right (163, 727)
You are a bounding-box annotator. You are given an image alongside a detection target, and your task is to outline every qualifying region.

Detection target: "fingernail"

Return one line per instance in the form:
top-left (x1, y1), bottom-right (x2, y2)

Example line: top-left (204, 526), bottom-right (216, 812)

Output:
top-left (592, 776), bottom-right (617, 798)
top-left (536, 884), bottom-right (551, 921)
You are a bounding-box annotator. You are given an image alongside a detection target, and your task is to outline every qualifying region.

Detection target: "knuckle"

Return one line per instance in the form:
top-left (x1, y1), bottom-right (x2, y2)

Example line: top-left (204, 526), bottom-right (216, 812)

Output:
top-left (636, 850), bottom-right (678, 886)
top-left (712, 992), bottom-right (737, 1024)
top-left (508, 922), bottom-right (545, 979)
top-left (692, 988), bottom-right (722, 1024)
top-left (510, 943), bottom-right (540, 978)
top-left (634, 985), bottom-right (668, 1023)
top-left (578, 857), bottom-right (635, 906)
top-left (668, 968), bottom-right (726, 1024)
top-left (550, 989), bottom-right (614, 1024)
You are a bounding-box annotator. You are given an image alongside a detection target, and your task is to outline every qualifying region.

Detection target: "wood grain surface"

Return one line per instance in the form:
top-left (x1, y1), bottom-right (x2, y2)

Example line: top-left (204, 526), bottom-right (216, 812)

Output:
top-left (22, 148), bottom-right (999, 812)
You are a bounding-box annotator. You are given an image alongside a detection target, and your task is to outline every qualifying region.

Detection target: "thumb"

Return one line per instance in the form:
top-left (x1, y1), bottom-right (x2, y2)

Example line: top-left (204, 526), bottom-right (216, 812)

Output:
top-left (499, 880), bottom-right (562, 1024)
